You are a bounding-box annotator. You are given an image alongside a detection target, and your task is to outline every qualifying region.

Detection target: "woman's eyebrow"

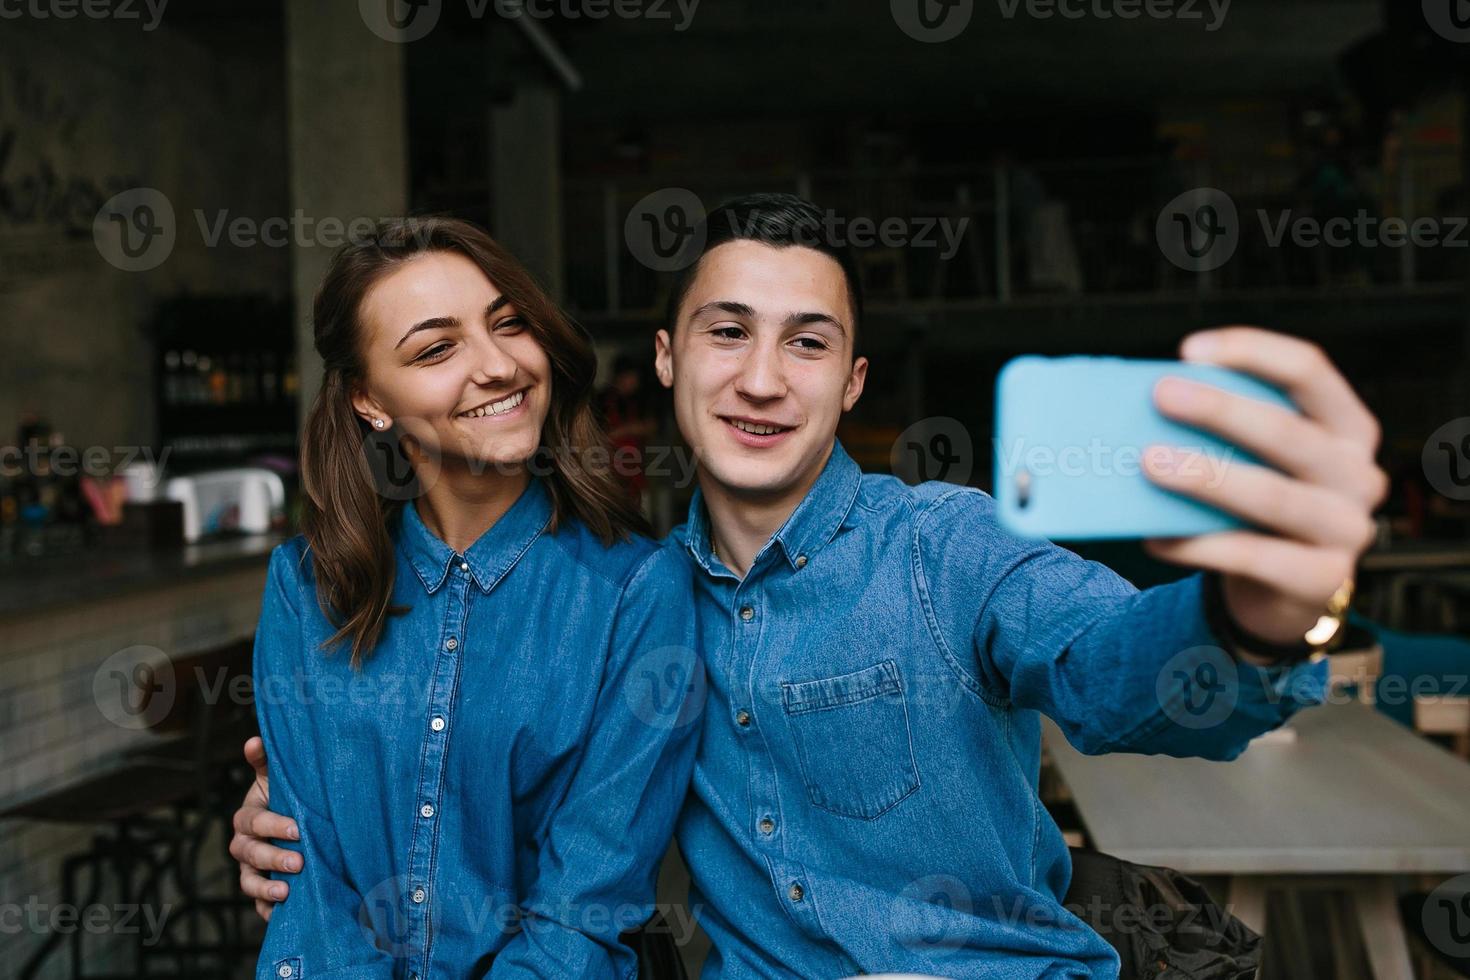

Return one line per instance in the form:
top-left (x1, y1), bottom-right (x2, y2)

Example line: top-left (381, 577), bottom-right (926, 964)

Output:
top-left (394, 296), bottom-right (513, 349)
top-left (394, 315), bottom-right (458, 349)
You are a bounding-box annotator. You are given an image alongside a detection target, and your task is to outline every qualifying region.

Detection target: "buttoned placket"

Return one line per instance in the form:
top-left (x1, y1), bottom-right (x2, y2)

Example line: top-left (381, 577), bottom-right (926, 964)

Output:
top-left (403, 554), bottom-right (473, 976)
top-left (722, 553), bottom-right (793, 884)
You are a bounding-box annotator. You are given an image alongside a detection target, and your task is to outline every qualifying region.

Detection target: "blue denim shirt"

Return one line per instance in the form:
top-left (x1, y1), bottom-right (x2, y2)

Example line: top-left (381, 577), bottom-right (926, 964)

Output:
top-left (672, 440), bottom-right (1328, 978)
top-left (253, 478), bottom-right (701, 980)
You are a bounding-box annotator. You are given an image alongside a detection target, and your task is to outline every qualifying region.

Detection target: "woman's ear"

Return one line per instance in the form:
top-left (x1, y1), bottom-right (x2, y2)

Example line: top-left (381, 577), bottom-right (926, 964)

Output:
top-left (350, 387), bottom-right (390, 429)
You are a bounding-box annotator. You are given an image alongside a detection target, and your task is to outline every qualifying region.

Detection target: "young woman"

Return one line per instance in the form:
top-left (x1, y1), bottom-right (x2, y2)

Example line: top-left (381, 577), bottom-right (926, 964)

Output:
top-left (251, 217), bottom-right (700, 979)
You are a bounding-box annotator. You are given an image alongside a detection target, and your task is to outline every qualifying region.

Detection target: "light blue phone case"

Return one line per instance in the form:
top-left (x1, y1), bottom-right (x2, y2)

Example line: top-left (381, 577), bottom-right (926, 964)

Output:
top-left (994, 356), bottom-right (1295, 540)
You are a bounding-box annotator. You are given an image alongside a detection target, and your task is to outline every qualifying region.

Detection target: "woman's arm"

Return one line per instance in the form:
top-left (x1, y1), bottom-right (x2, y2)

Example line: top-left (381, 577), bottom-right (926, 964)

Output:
top-left (252, 544), bottom-right (397, 979)
top-left (488, 545), bottom-right (702, 979)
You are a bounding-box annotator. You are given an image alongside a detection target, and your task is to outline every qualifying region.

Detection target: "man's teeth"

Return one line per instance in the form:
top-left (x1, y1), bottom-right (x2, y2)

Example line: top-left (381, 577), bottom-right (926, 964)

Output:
top-left (460, 390), bottom-right (525, 418)
top-left (731, 419), bottom-right (785, 435)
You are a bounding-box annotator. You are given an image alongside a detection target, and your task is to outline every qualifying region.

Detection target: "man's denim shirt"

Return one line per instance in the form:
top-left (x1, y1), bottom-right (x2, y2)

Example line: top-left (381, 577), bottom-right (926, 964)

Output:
top-left (671, 440), bottom-right (1328, 978)
top-left (254, 478), bottom-right (701, 980)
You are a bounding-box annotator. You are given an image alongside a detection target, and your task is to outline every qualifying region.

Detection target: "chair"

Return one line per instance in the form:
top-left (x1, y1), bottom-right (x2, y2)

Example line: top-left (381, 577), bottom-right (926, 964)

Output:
top-left (1414, 697), bottom-right (1470, 759)
top-left (8, 636), bottom-right (257, 979)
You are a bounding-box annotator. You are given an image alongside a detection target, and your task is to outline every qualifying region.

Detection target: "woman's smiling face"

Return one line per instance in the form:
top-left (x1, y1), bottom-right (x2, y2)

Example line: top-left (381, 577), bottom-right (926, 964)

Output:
top-left (349, 249), bottom-right (552, 474)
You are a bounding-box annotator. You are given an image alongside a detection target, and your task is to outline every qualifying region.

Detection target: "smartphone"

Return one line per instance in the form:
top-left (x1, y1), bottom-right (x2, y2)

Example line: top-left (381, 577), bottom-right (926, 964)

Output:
top-left (993, 356), bottom-right (1295, 540)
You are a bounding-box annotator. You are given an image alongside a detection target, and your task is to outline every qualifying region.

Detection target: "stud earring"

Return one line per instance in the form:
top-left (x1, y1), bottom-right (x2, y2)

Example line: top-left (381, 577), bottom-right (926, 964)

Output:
top-left (372, 418), bottom-right (386, 429)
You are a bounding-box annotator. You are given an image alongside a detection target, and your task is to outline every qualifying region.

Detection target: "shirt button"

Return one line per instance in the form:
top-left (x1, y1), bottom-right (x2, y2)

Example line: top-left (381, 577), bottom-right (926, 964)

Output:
top-left (430, 716), bottom-right (446, 732)
top-left (420, 803), bottom-right (435, 818)
top-left (758, 817), bottom-right (775, 834)
top-left (740, 606), bottom-right (754, 621)
top-left (795, 555), bottom-right (808, 568)
top-left (459, 561), bottom-right (469, 572)
top-left (735, 710), bottom-right (751, 727)
top-left (411, 887), bottom-right (426, 904)
top-left (445, 637), bottom-right (458, 651)
top-left (277, 966), bottom-right (293, 979)
top-left (788, 882), bottom-right (804, 902)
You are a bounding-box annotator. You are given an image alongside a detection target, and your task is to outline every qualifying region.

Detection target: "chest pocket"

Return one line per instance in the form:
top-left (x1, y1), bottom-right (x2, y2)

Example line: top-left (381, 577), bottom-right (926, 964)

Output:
top-left (780, 659), bottom-right (920, 819)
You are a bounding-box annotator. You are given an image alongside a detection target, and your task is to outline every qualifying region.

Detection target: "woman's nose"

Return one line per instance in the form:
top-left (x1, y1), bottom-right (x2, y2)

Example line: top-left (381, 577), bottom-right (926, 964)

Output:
top-left (468, 336), bottom-right (518, 385)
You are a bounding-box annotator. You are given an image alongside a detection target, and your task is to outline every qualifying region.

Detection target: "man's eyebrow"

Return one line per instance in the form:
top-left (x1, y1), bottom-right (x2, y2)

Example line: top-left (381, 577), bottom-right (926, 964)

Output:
top-left (783, 310), bottom-right (847, 335)
top-left (688, 300), bottom-right (756, 322)
top-left (394, 296), bottom-right (511, 349)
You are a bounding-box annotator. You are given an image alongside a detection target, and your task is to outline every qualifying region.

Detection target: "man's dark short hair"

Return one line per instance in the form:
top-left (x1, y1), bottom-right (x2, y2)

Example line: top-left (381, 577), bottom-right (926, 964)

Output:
top-left (664, 192), bottom-right (865, 352)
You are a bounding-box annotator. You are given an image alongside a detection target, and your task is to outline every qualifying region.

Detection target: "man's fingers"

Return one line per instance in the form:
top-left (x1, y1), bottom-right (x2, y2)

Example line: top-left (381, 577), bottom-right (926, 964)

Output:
top-left (254, 900), bottom-right (275, 924)
top-left (1145, 448), bottom-right (1376, 551)
top-left (240, 864), bottom-right (290, 903)
top-left (246, 807), bottom-right (299, 844)
top-left (1153, 377), bottom-right (1387, 509)
top-left (1143, 532), bottom-right (1357, 606)
top-left (242, 836), bottom-right (303, 874)
top-left (1180, 327), bottom-right (1380, 450)
top-left (243, 736), bottom-right (269, 779)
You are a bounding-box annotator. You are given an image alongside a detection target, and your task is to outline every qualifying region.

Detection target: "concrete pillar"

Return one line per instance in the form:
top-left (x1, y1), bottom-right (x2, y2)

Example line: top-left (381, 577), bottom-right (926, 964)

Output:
top-left (491, 84), bottom-right (564, 298)
top-left (285, 1), bottom-right (409, 423)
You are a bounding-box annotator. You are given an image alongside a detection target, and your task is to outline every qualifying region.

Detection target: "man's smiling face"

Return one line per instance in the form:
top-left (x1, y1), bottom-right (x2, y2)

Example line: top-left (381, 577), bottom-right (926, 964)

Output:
top-left (655, 239), bottom-right (868, 502)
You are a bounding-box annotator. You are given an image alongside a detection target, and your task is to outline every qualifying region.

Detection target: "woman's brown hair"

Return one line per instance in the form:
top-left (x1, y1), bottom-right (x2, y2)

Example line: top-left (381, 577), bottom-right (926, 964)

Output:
top-left (299, 216), bottom-right (650, 665)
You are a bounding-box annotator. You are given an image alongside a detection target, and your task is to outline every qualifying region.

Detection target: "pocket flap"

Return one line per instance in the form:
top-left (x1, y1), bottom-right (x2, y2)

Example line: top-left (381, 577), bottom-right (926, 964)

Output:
top-left (781, 660), bottom-right (901, 715)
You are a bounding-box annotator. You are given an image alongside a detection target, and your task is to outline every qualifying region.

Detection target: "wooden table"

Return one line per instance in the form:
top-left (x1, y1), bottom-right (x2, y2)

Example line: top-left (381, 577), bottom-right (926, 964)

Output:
top-left (1043, 701), bottom-right (1470, 979)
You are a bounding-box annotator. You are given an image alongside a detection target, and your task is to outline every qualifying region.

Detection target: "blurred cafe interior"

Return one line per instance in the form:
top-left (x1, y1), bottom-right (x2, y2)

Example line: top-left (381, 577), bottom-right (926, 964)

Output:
top-left (2, 0), bottom-right (1470, 977)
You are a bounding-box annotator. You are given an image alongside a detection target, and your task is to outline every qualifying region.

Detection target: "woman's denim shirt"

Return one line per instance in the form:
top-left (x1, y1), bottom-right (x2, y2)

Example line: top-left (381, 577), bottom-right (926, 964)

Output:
top-left (253, 479), bottom-right (701, 980)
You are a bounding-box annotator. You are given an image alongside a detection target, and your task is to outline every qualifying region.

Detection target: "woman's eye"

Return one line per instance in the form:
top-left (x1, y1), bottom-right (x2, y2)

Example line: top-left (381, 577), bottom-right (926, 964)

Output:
top-left (496, 316), bottom-right (526, 333)
top-left (415, 342), bottom-right (453, 363)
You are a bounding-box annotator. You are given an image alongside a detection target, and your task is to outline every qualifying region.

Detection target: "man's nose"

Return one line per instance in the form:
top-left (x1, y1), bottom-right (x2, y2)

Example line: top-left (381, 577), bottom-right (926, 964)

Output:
top-left (734, 341), bottom-right (787, 400)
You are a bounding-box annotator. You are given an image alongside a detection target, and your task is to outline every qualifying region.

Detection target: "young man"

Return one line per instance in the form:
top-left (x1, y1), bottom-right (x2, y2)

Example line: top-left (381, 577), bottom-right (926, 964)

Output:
top-left (232, 195), bottom-right (1386, 976)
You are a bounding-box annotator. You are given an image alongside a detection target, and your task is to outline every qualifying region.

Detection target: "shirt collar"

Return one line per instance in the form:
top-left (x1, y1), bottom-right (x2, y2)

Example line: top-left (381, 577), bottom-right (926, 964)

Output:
top-left (684, 439), bottom-right (863, 576)
top-left (396, 478), bottom-right (553, 595)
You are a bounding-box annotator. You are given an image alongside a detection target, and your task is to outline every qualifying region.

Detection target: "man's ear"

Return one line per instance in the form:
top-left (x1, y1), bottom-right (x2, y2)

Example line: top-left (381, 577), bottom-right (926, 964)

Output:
top-left (841, 355), bottom-right (868, 412)
top-left (654, 330), bottom-right (675, 389)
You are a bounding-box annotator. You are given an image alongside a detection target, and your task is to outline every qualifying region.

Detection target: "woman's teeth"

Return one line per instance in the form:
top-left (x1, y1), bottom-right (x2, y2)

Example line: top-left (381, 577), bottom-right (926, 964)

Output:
top-left (459, 390), bottom-right (525, 418)
top-left (731, 419), bottom-right (785, 435)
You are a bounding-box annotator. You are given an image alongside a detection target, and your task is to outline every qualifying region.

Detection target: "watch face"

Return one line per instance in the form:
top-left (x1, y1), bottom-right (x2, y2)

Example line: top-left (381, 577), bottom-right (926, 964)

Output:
top-left (1304, 613), bottom-right (1344, 649)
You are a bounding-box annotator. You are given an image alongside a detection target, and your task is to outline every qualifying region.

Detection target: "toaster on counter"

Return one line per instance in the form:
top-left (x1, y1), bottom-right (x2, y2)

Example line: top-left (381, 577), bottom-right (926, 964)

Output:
top-left (164, 468), bottom-right (286, 543)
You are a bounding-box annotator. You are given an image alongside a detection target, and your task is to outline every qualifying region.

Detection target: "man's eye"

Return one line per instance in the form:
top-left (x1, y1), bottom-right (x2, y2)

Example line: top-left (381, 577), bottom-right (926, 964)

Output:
top-left (793, 337), bottom-right (828, 351)
top-left (712, 326), bottom-right (745, 340)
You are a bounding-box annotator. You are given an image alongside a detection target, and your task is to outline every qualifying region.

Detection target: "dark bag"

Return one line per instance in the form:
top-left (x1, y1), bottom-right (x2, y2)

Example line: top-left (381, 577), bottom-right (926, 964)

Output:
top-left (1063, 848), bottom-right (1261, 980)
top-left (622, 909), bottom-right (689, 980)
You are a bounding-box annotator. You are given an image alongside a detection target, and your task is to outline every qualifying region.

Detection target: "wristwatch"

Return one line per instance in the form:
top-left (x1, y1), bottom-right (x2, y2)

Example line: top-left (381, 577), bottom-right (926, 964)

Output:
top-left (1203, 573), bottom-right (1355, 664)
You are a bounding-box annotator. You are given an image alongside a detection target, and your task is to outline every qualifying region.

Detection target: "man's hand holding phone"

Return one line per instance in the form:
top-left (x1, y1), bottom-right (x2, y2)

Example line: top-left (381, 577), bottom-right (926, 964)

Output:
top-left (1142, 326), bottom-right (1386, 653)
